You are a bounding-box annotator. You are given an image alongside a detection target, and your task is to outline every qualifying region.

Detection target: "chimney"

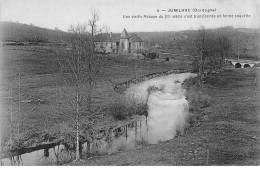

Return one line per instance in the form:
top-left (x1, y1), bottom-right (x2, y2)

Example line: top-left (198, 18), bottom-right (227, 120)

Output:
top-left (110, 32), bottom-right (112, 38)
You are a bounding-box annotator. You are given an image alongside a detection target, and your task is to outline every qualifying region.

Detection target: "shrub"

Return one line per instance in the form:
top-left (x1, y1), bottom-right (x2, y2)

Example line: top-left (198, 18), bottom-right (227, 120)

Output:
top-left (182, 77), bottom-right (197, 90)
top-left (186, 90), bottom-right (211, 109)
top-left (185, 87), bottom-right (211, 127)
top-left (144, 52), bottom-right (158, 60)
top-left (109, 101), bottom-right (129, 120)
top-left (116, 142), bottom-right (127, 151)
top-left (135, 137), bottom-right (148, 146)
top-left (108, 98), bottom-right (148, 121)
top-left (147, 85), bottom-right (165, 94)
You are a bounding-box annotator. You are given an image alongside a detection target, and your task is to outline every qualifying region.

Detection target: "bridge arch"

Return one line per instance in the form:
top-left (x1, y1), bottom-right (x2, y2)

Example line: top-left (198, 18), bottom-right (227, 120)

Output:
top-left (244, 64), bottom-right (251, 68)
top-left (235, 62), bottom-right (242, 68)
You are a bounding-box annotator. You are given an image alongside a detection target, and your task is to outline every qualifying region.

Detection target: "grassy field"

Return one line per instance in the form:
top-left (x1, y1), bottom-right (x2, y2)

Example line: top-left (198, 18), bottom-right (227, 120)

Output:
top-left (0, 45), bottom-right (190, 151)
top-left (69, 68), bottom-right (260, 166)
top-left (1, 45), bottom-right (259, 166)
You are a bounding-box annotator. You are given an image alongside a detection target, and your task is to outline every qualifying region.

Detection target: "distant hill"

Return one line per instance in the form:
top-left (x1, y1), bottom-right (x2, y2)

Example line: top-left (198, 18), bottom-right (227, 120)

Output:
top-left (0, 21), bottom-right (70, 43)
top-left (0, 22), bottom-right (259, 59)
top-left (136, 26), bottom-right (260, 59)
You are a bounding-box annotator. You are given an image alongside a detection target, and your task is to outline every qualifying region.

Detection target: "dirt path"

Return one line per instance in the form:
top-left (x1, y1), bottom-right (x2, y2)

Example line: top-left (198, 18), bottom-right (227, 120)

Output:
top-left (70, 68), bottom-right (260, 166)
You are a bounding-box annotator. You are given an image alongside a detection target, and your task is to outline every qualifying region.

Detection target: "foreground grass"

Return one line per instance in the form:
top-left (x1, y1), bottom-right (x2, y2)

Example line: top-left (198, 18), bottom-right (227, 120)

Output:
top-left (70, 68), bottom-right (260, 166)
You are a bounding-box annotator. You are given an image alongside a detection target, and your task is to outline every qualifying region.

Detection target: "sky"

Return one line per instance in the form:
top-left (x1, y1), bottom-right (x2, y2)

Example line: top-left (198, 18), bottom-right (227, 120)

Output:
top-left (0, 0), bottom-right (260, 33)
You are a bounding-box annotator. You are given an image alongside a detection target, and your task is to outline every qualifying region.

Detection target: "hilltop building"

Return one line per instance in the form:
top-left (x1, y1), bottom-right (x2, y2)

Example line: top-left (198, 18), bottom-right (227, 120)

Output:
top-left (95, 29), bottom-right (144, 53)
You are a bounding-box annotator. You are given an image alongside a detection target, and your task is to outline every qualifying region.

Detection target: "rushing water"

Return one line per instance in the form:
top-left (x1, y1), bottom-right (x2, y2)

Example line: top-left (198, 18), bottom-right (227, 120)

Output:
top-left (1, 72), bottom-right (196, 165)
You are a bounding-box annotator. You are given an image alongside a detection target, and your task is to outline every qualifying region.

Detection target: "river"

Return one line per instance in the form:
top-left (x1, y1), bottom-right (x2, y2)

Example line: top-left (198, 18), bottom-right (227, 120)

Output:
top-left (1, 72), bottom-right (196, 165)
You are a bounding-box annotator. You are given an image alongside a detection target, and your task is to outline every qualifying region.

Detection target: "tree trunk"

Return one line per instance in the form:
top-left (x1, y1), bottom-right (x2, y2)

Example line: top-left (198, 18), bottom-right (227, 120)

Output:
top-left (221, 53), bottom-right (225, 70)
top-left (10, 86), bottom-right (14, 140)
top-left (87, 80), bottom-right (92, 113)
top-left (75, 91), bottom-right (80, 160)
top-left (198, 51), bottom-right (204, 87)
top-left (18, 69), bottom-right (21, 134)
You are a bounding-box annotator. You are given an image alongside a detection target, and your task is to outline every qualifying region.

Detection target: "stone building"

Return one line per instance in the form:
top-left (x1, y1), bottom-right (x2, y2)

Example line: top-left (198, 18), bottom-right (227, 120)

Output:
top-left (95, 29), bottom-right (144, 53)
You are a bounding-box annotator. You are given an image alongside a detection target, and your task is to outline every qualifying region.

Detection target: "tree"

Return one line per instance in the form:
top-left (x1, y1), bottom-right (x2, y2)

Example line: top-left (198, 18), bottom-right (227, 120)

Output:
top-left (192, 26), bottom-right (208, 86)
top-left (191, 26), bottom-right (228, 86)
top-left (217, 36), bottom-right (231, 69)
top-left (55, 27), bottom-right (61, 31)
top-left (56, 10), bottom-right (103, 161)
top-left (232, 32), bottom-right (247, 60)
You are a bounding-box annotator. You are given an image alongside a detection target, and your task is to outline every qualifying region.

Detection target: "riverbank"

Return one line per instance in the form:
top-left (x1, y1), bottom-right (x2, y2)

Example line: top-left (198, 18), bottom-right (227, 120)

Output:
top-left (1, 70), bottom-right (196, 165)
top-left (1, 45), bottom-right (190, 152)
top-left (70, 68), bottom-right (260, 165)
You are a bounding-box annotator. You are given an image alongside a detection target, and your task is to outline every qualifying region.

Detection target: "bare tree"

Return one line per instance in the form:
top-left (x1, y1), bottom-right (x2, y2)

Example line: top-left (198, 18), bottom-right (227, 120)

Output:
top-left (9, 84), bottom-right (14, 140)
top-left (217, 35), bottom-right (231, 69)
top-left (55, 10), bottom-right (104, 161)
top-left (59, 24), bottom-right (90, 160)
top-left (233, 32), bottom-right (246, 60)
top-left (191, 26), bottom-right (228, 86)
top-left (17, 60), bottom-right (22, 134)
top-left (192, 26), bottom-right (207, 87)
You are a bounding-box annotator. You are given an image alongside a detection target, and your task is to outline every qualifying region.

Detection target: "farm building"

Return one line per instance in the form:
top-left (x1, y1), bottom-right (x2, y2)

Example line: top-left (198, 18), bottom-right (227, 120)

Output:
top-left (95, 29), bottom-right (144, 53)
top-left (153, 43), bottom-right (162, 48)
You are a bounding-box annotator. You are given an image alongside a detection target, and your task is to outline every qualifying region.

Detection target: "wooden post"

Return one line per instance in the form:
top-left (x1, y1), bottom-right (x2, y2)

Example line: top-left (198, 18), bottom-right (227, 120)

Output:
top-left (125, 125), bottom-right (128, 143)
top-left (140, 121), bottom-right (142, 139)
top-left (135, 121), bottom-right (137, 141)
top-left (206, 149), bottom-right (209, 165)
top-left (87, 141), bottom-right (91, 158)
top-left (146, 116), bottom-right (148, 140)
top-left (17, 155), bottom-right (20, 166)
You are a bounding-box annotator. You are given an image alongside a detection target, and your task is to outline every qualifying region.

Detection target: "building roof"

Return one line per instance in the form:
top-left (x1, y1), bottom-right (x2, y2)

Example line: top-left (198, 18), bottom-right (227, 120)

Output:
top-left (95, 29), bottom-right (143, 42)
top-left (120, 28), bottom-right (130, 38)
top-left (95, 33), bottom-right (120, 42)
top-left (130, 33), bottom-right (143, 42)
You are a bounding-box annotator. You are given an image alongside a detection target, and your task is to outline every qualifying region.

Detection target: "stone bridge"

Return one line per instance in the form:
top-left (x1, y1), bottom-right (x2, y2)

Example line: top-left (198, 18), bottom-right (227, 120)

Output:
top-left (226, 59), bottom-right (259, 68)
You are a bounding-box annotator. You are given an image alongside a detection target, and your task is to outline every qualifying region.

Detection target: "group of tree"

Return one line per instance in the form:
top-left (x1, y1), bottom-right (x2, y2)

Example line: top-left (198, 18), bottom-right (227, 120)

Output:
top-left (190, 26), bottom-right (232, 86)
top-left (139, 26), bottom-right (260, 59)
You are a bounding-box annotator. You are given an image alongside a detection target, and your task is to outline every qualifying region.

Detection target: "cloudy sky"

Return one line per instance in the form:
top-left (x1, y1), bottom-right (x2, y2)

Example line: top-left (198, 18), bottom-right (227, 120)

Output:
top-left (1, 0), bottom-right (260, 32)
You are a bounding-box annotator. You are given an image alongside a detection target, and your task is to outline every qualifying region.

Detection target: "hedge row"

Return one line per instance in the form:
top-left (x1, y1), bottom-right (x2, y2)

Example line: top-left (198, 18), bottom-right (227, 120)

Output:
top-left (114, 69), bottom-right (191, 93)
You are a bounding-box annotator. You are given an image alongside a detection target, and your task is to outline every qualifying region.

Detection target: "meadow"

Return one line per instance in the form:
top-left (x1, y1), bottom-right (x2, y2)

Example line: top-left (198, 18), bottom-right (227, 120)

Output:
top-left (0, 45), bottom-right (191, 151)
top-left (1, 45), bottom-right (259, 166)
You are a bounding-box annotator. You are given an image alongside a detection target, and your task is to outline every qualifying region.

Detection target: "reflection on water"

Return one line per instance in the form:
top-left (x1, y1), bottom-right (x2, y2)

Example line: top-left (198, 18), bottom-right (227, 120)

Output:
top-left (82, 118), bottom-right (149, 156)
top-left (44, 148), bottom-right (49, 158)
top-left (1, 120), bottom-right (148, 165)
top-left (1, 72), bottom-right (196, 165)
top-left (1, 144), bottom-right (67, 165)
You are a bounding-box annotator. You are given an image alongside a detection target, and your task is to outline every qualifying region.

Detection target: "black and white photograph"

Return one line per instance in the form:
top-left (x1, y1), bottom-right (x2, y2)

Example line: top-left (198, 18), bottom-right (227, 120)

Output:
top-left (0, 0), bottom-right (259, 166)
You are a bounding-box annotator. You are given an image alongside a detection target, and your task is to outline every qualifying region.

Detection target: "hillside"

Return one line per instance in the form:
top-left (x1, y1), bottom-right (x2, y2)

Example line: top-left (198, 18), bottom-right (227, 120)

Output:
top-left (0, 21), bottom-right (70, 43)
top-left (136, 27), bottom-right (260, 58)
top-left (1, 22), bottom-right (259, 59)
